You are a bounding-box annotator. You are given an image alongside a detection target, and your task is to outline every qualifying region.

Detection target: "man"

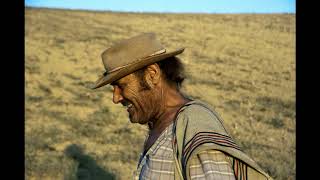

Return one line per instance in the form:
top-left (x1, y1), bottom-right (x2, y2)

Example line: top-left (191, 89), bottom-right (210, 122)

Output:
top-left (91, 33), bottom-right (272, 179)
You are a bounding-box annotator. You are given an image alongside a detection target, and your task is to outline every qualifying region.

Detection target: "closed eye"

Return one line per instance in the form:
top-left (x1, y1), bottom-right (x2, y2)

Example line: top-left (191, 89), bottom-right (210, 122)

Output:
top-left (111, 83), bottom-right (126, 91)
top-left (111, 79), bottom-right (128, 90)
top-left (118, 82), bottom-right (127, 89)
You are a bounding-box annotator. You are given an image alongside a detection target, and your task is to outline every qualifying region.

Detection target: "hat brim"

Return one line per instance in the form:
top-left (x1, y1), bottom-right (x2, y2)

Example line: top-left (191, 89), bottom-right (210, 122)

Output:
top-left (91, 48), bottom-right (185, 89)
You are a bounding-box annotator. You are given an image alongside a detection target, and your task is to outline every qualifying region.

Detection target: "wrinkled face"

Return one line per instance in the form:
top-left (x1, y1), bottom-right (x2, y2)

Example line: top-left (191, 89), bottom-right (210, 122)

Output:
top-left (111, 73), bottom-right (159, 124)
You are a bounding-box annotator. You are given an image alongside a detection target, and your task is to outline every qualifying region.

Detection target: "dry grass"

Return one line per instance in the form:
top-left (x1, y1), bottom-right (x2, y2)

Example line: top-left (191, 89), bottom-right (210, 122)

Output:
top-left (25, 7), bottom-right (295, 180)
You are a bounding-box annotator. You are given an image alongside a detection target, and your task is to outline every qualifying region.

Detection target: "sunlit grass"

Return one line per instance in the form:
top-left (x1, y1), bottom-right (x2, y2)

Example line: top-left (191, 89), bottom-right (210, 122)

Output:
top-left (25, 7), bottom-right (295, 180)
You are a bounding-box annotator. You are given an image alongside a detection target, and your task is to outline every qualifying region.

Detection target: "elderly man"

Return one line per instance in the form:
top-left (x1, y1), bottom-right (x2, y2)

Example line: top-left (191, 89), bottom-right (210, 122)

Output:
top-left (91, 33), bottom-right (272, 180)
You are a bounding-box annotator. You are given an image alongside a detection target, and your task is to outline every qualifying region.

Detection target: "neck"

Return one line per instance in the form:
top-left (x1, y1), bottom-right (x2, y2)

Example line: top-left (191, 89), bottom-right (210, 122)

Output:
top-left (148, 86), bottom-right (190, 136)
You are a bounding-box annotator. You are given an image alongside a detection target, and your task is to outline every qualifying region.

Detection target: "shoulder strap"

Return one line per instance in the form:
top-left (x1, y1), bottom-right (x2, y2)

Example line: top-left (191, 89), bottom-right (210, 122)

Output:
top-left (172, 101), bottom-right (197, 180)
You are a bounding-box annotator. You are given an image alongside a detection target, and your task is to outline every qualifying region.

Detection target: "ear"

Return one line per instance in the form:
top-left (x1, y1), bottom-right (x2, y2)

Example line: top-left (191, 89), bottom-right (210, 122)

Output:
top-left (144, 63), bottom-right (161, 88)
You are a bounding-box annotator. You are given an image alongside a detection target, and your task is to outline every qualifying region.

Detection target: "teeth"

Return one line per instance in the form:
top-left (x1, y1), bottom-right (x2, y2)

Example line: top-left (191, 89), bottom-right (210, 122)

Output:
top-left (128, 104), bottom-right (133, 108)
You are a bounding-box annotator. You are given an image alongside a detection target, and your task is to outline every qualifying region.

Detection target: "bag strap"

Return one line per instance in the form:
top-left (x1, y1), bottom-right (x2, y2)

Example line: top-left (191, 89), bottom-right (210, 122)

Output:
top-left (173, 147), bottom-right (184, 180)
top-left (172, 101), bottom-right (195, 180)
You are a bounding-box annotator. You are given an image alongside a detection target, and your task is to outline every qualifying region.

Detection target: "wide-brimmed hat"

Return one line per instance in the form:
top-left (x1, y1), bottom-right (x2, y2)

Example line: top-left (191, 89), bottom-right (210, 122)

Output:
top-left (91, 32), bottom-right (185, 89)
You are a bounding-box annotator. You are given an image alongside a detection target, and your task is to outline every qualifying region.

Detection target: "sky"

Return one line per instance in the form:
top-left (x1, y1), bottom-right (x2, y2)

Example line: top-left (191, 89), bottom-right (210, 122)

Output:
top-left (25, 0), bottom-right (295, 14)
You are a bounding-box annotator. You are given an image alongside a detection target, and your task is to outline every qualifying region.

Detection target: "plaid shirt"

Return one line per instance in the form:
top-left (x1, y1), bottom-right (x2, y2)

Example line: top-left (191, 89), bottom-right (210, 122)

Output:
top-left (133, 123), bottom-right (237, 180)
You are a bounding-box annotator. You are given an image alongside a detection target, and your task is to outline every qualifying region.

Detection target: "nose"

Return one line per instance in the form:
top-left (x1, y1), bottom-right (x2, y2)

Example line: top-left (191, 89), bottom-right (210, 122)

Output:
top-left (112, 86), bottom-right (124, 104)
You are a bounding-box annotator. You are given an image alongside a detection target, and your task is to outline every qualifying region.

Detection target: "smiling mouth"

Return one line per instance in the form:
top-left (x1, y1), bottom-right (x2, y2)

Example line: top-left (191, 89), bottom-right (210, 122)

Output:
top-left (122, 101), bottom-right (134, 112)
top-left (126, 104), bottom-right (134, 117)
top-left (127, 103), bottom-right (133, 109)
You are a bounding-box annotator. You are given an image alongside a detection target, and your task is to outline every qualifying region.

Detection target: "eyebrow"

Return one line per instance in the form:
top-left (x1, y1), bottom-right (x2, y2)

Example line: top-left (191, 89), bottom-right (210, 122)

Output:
top-left (111, 81), bottom-right (123, 86)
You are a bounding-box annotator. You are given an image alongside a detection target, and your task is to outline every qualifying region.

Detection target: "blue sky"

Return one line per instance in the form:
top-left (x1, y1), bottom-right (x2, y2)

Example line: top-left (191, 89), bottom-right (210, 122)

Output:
top-left (25, 0), bottom-right (295, 13)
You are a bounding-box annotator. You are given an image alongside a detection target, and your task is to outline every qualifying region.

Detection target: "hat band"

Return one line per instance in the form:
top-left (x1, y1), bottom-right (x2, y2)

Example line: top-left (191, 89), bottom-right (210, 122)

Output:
top-left (105, 48), bottom-right (166, 74)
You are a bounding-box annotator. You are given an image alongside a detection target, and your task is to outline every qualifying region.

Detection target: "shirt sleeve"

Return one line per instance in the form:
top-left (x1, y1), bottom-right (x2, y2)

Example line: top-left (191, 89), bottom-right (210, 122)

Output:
top-left (188, 149), bottom-right (236, 180)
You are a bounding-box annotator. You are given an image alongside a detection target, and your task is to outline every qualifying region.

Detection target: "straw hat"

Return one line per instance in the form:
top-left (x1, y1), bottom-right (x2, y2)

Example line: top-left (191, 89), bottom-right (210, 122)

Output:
top-left (91, 32), bottom-right (185, 89)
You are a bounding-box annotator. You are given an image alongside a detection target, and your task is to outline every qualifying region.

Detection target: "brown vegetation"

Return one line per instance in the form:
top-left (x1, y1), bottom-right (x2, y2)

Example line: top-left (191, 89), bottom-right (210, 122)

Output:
top-left (25, 7), bottom-right (295, 180)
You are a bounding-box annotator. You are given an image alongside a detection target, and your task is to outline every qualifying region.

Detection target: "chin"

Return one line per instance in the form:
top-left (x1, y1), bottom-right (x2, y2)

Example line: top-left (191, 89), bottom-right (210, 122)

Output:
top-left (129, 116), bottom-right (148, 125)
top-left (128, 117), bottom-right (136, 123)
top-left (128, 116), bottom-right (140, 124)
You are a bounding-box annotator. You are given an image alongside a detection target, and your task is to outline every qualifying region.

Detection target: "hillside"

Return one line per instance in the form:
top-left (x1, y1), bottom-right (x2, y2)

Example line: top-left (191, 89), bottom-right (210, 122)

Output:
top-left (25, 7), bottom-right (295, 180)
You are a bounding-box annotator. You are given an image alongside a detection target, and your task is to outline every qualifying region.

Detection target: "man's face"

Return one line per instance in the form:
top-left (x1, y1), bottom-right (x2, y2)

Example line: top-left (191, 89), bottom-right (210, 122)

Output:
top-left (111, 73), bottom-right (158, 124)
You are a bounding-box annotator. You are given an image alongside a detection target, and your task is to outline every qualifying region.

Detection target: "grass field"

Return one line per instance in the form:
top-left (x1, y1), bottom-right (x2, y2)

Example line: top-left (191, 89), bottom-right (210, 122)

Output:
top-left (25, 7), bottom-right (295, 180)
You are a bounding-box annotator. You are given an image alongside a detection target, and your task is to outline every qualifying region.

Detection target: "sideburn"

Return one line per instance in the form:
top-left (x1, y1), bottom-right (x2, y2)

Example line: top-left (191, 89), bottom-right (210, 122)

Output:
top-left (134, 68), bottom-right (161, 118)
top-left (134, 68), bottom-right (151, 91)
top-left (139, 80), bottom-right (151, 91)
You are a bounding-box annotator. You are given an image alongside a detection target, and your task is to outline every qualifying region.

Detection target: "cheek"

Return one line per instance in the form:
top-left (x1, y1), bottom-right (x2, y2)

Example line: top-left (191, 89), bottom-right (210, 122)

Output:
top-left (124, 87), bottom-right (144, 103)
top-left (124, 87), bottom-right (157, 116)
top-left (140, 92), bottom-right (158, 115)
top-left (130, 92), bottom-right (151, 113)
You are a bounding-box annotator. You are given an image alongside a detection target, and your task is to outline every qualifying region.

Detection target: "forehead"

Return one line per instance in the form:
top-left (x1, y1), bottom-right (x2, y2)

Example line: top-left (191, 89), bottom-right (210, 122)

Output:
top-left (111, 73), bottom-right (137, 85)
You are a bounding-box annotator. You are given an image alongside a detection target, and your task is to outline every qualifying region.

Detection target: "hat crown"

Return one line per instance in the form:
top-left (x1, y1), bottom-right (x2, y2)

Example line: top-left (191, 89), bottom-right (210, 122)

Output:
top-left (101, 33), bottom-right (165, 73)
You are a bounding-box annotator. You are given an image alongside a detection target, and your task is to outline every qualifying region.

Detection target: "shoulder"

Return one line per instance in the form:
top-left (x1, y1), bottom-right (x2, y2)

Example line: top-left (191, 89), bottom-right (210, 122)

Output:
top-left (174, 100), bottom-right (241, 172)
top-left (176, 100), bottom-right (229, 137)
top-left (175, 100), bottom-right (272, 180)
